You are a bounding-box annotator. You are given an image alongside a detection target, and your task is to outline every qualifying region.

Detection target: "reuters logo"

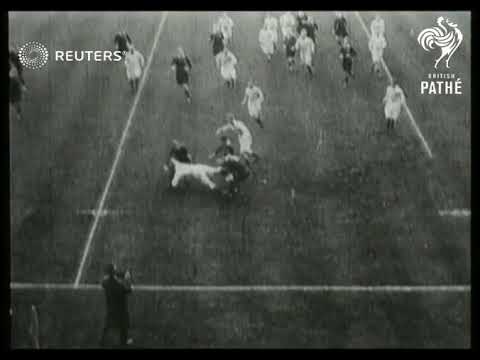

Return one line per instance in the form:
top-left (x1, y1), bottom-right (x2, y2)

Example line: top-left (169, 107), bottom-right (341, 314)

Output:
top-left (18, 41), bottom-right (49, 70)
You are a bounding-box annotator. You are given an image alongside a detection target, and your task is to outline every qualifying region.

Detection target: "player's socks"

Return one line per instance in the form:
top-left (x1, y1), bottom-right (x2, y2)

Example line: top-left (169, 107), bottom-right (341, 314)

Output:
top-left (255, 117), bottom-right (264, 129)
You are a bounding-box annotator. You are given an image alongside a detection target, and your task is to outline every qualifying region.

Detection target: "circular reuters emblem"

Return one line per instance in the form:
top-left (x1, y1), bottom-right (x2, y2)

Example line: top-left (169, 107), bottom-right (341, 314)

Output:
top-left (18, 41), bottom-right (49, 70)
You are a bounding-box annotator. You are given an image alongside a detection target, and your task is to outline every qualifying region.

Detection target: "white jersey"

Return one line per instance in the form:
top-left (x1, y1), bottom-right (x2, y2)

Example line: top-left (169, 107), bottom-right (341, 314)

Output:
top-left (259, 28), bottom-right (275, 55)
top-left (384, 84), bottom-right (405, 120)
top-left (264, 16), bottom-right (278, 32)
top-left (219, 50), bottom-right (237, 80)
top-left (295, 36), bottom-right (315, 64)
top-left (216, 119), bottom-right (253, 154)
top-left (245, 86), bottom-right (264, 105)
top-left (124, 50), bottom-right (145, 80)
top-left (218, 15), bottom-right (234, 39)
top-left (280, 12), bottom-right (296, 34)
top-left (370, 17), bottom-right (385, 37)
top-left (369, 33), bottom-right (387, 62)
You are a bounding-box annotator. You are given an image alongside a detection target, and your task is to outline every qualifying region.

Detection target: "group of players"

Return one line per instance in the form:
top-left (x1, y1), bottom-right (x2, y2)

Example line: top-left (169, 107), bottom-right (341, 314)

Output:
top-left (9, 11), bottom-right (408, 197)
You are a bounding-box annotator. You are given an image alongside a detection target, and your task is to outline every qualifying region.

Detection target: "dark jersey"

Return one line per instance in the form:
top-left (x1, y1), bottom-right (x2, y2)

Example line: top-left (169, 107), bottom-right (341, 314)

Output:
top-left (210, 32), bottom-right (225, 56)
top-left (101, 276), bottom-right (131, 326)
top-left (334, 17), bottom-right (348, 37)
top-left (114, 32), bottom-right (132, 53)
top-left (340, 46), bottom-right (357, 70)
top-left (214, 143), bottom-right (235, 158)
top-left (222, 158), bottom-right (250, 183)
top-left (285, 35), bottom-right (297, 57)
top-left (9, 50), bottom-right (24, 84)
top-left (296, 15), bottom-right (309, 34)
top-left (170, 145), bottom-right (192, 163)
top-left (171, 56), bottom-right (192, 85)
top-left (305, 21), bottom-right (318, 41)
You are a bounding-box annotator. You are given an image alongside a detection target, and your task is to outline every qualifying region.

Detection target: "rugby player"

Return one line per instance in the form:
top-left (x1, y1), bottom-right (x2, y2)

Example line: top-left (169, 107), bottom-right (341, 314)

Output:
top-left (170, 47), bottom-right (193, 103)
top-left (218, 48), bottom-right (238, 89)
top-left (241, 80), bottom-right (265, 129)
top-left (339, 37), bottom-right (357, 87)
top-left (383, 79), bottom-right (406, 131)
top-left (333, 12), bottom-right (349, 46)
top-left (124, 45), bottom-right (145, 93)
top-left (295, 28), bottom-right (315, 77)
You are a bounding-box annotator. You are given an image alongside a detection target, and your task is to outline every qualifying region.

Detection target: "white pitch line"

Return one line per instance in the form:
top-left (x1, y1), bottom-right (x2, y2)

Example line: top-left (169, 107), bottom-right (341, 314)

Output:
top-left (11, 283), bottom-right (471, 293)
top-left (354, 11), bottom-right (434, 159)
top-left (438, 209), bottom-right (471, 217)
top-left (73, 12), bottom-right (169, 288)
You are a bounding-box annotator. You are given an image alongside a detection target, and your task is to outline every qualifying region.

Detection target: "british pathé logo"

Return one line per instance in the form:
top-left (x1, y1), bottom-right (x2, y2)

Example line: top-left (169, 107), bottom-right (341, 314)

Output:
top-left (417, 16), bottom-right (463, 69)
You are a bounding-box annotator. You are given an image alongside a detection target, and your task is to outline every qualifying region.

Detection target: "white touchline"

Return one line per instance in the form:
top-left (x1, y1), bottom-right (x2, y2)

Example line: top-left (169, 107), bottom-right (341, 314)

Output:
top-left (354, 12), bottom-right (434, 159)
top-left (10, 282), bottom-right (471, 293)
top-left (438, 209), bottom-right (471, 217)
top-left (73, 12), bottom-right (169, 288)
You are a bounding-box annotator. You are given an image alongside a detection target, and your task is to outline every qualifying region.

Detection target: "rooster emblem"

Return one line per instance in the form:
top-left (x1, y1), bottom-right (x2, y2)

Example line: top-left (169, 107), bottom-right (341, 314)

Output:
top-left (417, 16), bottom-right (463, 69)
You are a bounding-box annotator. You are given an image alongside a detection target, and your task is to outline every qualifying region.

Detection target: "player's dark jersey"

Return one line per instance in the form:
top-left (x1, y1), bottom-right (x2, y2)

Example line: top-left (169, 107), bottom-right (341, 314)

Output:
top-left (114, 32), bottom-right (132, 53)
top-left (214, 143), bottom-right (235, 158)
top-left (334, 17), bottom-right (348, 38)
top-left (296, 15), bottom-right (309, 34)
top-left (222, 158), bottom-right (250, 183)
top-left (340, 46), bottom-right (357, 70)
top-left (285, 35), bottom-right (297, 57)
top-left (305, 21), bottom-right (318, 42)
top-left (171, 56), bottom-right (192, 85)
top-left (101, 275), bottom-right (131, 327)
top-left (9, 50), bottom-right (24, 84)
top-left (170, 145), bottom-right (192, 163)
top-left (210, 32), bottom-right (225, 56)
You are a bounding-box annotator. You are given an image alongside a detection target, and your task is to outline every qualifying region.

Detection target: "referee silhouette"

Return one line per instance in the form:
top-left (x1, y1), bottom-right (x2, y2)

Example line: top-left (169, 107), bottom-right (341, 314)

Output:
top-left (99, 264), bottom-right (133, 347)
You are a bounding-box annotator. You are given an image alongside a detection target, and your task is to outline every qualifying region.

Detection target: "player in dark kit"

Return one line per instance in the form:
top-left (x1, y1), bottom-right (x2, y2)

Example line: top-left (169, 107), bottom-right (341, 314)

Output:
top-left (114, 31), bottom-right (132, 57)
top-left (210, 24), bottom-right (225, 69)
top-left (171, 47), bottom-right (193, 103)
top-left (296, 11), bottom-right (309, 35)
top-left (284, 30), bottom-right (297, 71)
top-left (164, 139), bottom-right (193, 185)
top-left (210, 136), bottom-right (235, 163)
top-left (220, 155), bottom-right (251, 196)
top-left (304, 16), bottom-right (318, 44)
top-left (333, 12), bottom-right (349, 46)
top-left (339, 37), bottom-right (357, 87)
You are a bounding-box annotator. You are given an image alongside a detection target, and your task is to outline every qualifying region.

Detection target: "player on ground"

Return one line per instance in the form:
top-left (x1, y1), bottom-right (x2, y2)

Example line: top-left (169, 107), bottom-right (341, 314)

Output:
top-left (368, 31), bottom-right (387, 76)
top-left (370, 13), bottom-right (385, 38)
top-left (259, 24), bottom-right (276, 62)
top-left (383, 79), bottom-right (405, 131)
top-left (264, 12), bottom-right (279, 51)
top-left (210, 23), bottom-right (225, 69)
top-left (284, 28), bottom-right (297, 71)
top-left (170, 47), bottom-right (193, 103)
top-left (164, 139), bottom-right (193, 183)
top-left (216, 113), bottom-right (259, 164)
top-left (219, 154), bottom-right (251, 197)
top-left (218, 48), bottom-right (238, 88)
top-left (217, 12), bottom-right (234, 46)
top-left (241, 80), bottom-right (265, 129)
top-left (295, 28), bottom-right (315, 77)
top-left (339, 37), bottom-right (357, 87)
top-left (280, 11), bottom-right (296, 41)
top-left (114, 31), bottom-right (133, 57)
top-left (124, 46), bottom-right (144, 94)
top-left (333, 12), bottom-right (349, 46)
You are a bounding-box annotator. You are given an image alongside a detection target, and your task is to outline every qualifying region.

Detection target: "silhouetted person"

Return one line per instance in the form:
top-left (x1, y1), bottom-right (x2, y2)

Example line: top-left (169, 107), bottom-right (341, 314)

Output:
top-left (100, 264), bottom-right (133, 347)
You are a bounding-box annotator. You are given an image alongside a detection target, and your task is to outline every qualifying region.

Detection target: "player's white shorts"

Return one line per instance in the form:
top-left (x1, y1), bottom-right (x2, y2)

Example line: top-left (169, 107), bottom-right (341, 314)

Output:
top-left (384, 101), bottom-right (402, 120)
top-left (248, 101), bottom-right (262, 118)
top-left (371, 49), bottom-right (384, 63)
top-left (271, 30), bottom-right (278, 44)
top-left (239, 135), bottom-right (253, 154)
top-left (215, 53), bottom-right (222, 68)
top-left (126, 65), bottom-right (142, 80)
top-left (260, 42), bottom-right (275, 56)
top-left (221, 66), bottom-right (237, 81)
top-left (300, 52), bottom-right (313, 67)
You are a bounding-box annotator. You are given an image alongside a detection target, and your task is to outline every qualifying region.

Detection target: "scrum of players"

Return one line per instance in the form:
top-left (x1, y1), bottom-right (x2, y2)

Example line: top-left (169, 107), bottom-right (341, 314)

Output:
top-left (9, 12), bottom-right (406, 199)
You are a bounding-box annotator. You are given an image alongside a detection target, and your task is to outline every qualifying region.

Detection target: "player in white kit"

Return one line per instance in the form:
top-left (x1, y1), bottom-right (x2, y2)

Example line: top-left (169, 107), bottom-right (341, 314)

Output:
top-left (241, 80), bottom-right (265, 129)
top-left (369, 32), bottom-right (387, 76)
top-left (280, 11), bottom-right (296, 40)
top-left (370, 14), bottom-right (385, 37)
top-left (217, 12), bottom-right (234, 46)
top-left (264, 12), bottom-right (279, 51)
top-left (259, 24), bottom-right (276, 61)
top-left (218, 47), bottom-right (238, 88)
top-left (295, 28), bottom-right (315, 77)
top-left (383, 79), bottom-right (405, 131)
top-left (124, 46), bottom-right (145, 93)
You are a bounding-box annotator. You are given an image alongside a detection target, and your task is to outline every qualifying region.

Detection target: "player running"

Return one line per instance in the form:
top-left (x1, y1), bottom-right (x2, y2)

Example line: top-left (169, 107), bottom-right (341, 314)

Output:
top-left (370, 13), bottom-right (386, 38)
top-left (241, 80), bottom-right (265, 129)
top-left (210, 23), bottom-right (225, 69)
top-left (339, 37), bottom-right (357, 87)
top-left (333, 12), bottom-right (349, 46)
top-left (264, 12), bottom-right (279, 51)
top-left (368, 31), bottom-right (387, 77)
top-left (304, 15), bottom-right (318, 44)
top-left (259, 23), bottom-right (276, 61)
top-left (284, 28), bottom-right (297, 71)
top-left (217, 12), bottom-right (234, 46)
top-left (295, 28), bottom-right (315, 77)
top-left (383, 79), bottom-right (406, 131)
top-left (170, 47), bottom-right (193, 103)
top-left (216, 113), bottom-right (259, 164)
top-left (218, 48), bottom-right (238, 88)
top-left (280, 11), bottom-right (296, 41)
top-left (296, 11), bottom-right (309, 35)
top-left (124, 45), bottom-right (145, 94)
